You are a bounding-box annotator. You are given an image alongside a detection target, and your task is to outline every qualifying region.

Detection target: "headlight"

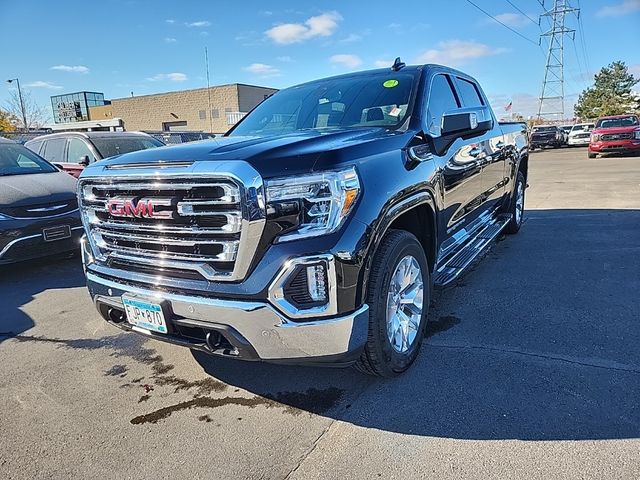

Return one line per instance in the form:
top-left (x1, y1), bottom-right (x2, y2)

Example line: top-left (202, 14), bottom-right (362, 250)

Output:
top-left (266, 167), bottom-right (360, 242)
top-left (591, 134), bottom-right (600, 142)
top-left (634, 128), bottom-right (640, 140)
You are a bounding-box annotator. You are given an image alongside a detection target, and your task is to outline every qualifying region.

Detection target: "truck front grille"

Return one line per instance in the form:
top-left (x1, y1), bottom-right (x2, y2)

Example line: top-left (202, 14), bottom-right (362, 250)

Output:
top-left (79, 173), bottom-right (265, 282)
top-left (601, 132), bottom-right (633, 141)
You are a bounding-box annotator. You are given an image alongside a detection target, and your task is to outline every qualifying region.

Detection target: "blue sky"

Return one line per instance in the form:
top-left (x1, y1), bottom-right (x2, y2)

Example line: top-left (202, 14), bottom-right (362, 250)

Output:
top-left (1, 0), bottom-right (639, 121)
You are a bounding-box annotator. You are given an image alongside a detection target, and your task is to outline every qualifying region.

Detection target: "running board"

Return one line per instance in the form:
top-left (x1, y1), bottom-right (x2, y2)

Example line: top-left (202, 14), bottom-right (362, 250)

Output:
top-left (433, 214), bottom-right (511, 288)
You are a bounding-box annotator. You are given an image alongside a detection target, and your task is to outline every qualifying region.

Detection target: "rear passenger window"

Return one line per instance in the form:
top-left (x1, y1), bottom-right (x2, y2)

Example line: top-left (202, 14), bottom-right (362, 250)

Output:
top-left (427, 74), bottom-right (460, 135)
top-left (456, 78), bottom-right (484, 108)
top-left (41, 138), bottom-right (66, 163)
top-left (26, 140), bottom-right (43, 155)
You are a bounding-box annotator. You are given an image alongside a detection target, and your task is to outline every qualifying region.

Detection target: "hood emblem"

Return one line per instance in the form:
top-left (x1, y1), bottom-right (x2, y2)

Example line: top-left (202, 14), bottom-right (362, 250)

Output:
top-left (106, 197), bottom-right (173, 219)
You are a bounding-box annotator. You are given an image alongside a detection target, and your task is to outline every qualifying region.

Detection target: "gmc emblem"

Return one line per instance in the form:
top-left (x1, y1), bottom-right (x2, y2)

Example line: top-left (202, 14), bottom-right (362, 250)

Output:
top-left (106, 197), bottom-right (173, 219)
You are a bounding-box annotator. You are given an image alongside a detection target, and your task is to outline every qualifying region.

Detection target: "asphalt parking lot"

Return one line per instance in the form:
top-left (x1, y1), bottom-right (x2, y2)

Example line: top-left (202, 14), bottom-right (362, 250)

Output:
top-left (1, 147), bottom-right (639, 480)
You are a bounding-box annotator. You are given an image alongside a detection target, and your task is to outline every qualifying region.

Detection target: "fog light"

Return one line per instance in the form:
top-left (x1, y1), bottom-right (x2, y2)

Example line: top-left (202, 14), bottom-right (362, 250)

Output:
top-left (306, 264), bottom-right (327, 302)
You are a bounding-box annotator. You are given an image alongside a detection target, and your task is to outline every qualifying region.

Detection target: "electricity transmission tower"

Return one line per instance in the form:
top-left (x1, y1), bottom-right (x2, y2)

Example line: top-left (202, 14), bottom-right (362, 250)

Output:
top-left (537, 0), bottom-right (579, 122)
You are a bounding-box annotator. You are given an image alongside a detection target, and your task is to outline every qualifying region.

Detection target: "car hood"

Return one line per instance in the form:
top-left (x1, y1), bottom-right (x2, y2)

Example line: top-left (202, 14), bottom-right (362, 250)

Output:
top-left (92, 128), bottom-right (413, 178)
top-left (0, 171), bottom-right (78, 208)
top-left (592, 126), bottom-right (639, 135)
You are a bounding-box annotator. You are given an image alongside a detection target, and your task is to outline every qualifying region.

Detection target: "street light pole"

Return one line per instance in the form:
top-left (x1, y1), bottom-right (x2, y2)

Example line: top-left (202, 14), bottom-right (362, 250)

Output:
top-left (7, 78), bottom-right (28, 132)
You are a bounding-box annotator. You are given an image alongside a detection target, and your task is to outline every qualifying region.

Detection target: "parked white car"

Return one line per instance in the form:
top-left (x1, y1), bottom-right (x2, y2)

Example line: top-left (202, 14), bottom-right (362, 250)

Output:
top-left (567, 123), bottom-right (595, 146)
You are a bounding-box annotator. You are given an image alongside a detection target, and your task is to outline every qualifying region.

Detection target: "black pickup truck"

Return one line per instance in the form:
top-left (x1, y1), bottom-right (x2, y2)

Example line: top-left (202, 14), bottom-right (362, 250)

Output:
top-left (77, 61), bottom-right (528, 377)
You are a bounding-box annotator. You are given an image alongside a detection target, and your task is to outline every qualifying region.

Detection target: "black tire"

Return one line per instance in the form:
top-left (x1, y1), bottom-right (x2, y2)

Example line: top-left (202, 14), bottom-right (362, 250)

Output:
top-left (504, 171), bottom-right (525, 234)
top-left (355, 230), bottom-right (430, 377)
top-left (588, 151), bottom-right (597, 159)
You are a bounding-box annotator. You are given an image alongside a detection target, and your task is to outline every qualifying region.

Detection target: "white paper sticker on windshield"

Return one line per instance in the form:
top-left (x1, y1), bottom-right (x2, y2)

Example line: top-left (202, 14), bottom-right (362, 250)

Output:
top-left (389, 107), bottom-right (401, 117)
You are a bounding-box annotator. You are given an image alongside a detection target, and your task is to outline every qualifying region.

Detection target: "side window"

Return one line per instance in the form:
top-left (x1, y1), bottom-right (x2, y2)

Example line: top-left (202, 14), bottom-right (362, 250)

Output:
top-left (67, 138), bottom-right (94, 163)
top-left (26, 140), bottom-right (43, 155)
top-left (41, 138), bottom-right (66, 163)
top-left (427, 74), bottom-right (460, 136)
top-left (456, 78), bottom-right (484, 108)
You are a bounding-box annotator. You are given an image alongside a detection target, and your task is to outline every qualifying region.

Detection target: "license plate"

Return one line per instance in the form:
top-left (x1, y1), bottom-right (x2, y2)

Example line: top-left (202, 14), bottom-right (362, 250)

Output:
top-left (122, 296), bottom-right (167, 334)
top-left (42, 225), bottom-right (71, 242)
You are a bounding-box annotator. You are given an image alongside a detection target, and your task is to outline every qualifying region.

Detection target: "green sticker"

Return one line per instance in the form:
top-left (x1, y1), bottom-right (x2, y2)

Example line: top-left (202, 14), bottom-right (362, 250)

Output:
top-left (383, 79), bottom-right (399, 88)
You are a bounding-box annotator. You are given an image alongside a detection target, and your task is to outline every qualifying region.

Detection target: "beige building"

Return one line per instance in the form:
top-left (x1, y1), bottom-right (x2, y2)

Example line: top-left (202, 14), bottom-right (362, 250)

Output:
top-left (88, 104), bottom-right (114, 121)
top-left (111, 83), bottom-right (277, 134)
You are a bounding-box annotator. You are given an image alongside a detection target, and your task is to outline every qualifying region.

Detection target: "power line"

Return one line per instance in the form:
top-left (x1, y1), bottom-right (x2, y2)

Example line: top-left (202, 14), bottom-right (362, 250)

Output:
top-left (463, 0), bottom-right (539, 45)
top-left (503, 0), bottom-right (539, 26)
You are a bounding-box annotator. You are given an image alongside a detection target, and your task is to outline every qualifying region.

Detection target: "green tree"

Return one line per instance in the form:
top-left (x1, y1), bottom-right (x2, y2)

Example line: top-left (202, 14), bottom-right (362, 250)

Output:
top-left (574, 61), bottom-right (640, 119)
top-left (0, 109), bottom-right (18, 132)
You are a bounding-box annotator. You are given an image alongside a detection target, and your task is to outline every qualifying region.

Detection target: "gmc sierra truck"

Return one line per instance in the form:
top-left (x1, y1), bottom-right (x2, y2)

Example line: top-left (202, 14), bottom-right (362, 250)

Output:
top-left (78, 61), bottom-right (528, 377)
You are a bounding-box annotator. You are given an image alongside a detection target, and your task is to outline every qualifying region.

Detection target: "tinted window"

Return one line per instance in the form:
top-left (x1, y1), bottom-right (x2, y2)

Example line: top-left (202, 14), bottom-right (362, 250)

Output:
top-left (456, 78), bottom-right (484, 107)
top-left (90, 136), bottom-right (163, 159)
top-left (427, 74), bottom-right (460, 135)
top-left (41, 138), bottom-right (66, 162)
top-left (229, 73), bottom-right (417, 136)
top-left (67, 138), bottom-right (95, 163)
top-left (0, 143), bottom-right (57, 176)
top-left (25, 139), bottom-right (43, 155)
top-left (596, 116), bottom-right (639, 128)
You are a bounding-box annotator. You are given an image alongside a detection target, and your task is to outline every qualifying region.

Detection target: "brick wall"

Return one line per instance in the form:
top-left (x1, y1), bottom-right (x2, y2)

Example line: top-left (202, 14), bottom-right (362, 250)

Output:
top-left (111, 84), bottom-right (277, 134)
top-left (88, 104), bottom-right (113, 120)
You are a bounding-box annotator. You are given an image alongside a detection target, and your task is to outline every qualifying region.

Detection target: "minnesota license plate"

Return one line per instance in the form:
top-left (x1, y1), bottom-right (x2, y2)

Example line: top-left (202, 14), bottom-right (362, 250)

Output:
top-left (122, 296), bottom-right (167, 334)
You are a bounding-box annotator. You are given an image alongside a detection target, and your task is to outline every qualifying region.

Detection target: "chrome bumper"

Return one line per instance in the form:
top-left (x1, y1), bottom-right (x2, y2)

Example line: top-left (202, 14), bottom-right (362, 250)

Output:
top-left (86, 272), bottom-right (369, 363)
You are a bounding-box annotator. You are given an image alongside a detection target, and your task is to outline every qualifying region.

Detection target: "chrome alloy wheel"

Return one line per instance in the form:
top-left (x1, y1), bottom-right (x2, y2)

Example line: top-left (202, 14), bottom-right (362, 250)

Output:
top-left (386, 255), bottom-right (424, 353)
top-left (515, 181), bottom-right (524, 225)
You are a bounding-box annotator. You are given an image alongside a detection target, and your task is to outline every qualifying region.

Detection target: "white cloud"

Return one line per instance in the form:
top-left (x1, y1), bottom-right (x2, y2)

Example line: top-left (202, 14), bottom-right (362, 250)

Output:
top-left (598, 0), bottom-right (640, 16)
top-left (185, 20), bottom-right (211, 27)
top-left (50, 64), bottom-right (89, 74)
top-left (329, 54), bottom-right (362, 69)
top-left (266, 11), bottom-right (342, 44)
top-left (491, 12), bottom-right (531, 27)
top-left (164, 37), bottom-right (177, 43)
top-left (374, 59), bottom-right (393, 68)
top-left (24, 81), bottom-right (62, 89)
top-left (387, 23), bottom-right (402, 29)
top-left (165, 19), bottom-right (175, 24)
top-left (244, 63), bottom-right (281, 77)
top-left (276, 56), bottom-right (293, 62)
top-left (339, 33), bottom-right (362, 43)
top-left (415, 40), bottom-right (507, 66)
top-left (146, 72), bottom-right (188, 82)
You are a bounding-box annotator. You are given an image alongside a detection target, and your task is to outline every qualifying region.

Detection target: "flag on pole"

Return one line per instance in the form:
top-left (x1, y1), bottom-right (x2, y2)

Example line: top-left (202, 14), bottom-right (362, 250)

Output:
top-left (504, 101), bottom-right (513, 112)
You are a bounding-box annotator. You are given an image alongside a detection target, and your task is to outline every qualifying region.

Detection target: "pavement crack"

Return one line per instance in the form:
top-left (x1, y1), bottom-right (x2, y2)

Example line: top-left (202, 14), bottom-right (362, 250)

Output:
top-left (282, 421), bottom-right (336, 480)
top-left (428, 341), bottom-right (640, 374)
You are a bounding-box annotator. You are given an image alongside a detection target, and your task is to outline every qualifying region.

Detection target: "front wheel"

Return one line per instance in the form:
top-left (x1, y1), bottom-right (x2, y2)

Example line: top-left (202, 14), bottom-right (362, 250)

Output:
top-left (588, 151), bottom-right (597, 159)
top-left (504, 171), bottom-right (525, 234)
top-left (355, 230), bottom-right (430, 377)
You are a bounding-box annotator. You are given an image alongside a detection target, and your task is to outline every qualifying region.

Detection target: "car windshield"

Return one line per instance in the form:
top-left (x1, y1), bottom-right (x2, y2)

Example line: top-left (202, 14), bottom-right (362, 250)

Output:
top-left (596, 116), bottom-right (639, 129)
top-left (0, 143), bottom-right (58, 176)
top-left (571, 124), bottom-right (593, 132)
top-left (533, 126), bottom-right (556, 133)
top-left (229, 72), bottom-right (417, 137)
top-left (91, 136), bottom-right (164, 159)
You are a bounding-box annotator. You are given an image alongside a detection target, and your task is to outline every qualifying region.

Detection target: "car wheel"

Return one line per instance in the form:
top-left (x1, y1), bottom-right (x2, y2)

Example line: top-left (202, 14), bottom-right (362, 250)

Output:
top-left (505, 171), bottom-right (525, 234)
top-left (588, 151), bottom-right (597, 159)
top-left (355, 230), bottom-right (429, 377)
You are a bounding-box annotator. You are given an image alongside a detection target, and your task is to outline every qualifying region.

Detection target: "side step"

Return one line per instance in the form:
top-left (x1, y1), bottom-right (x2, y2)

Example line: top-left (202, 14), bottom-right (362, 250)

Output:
top-left (433, 214), bottom-right (511, 288)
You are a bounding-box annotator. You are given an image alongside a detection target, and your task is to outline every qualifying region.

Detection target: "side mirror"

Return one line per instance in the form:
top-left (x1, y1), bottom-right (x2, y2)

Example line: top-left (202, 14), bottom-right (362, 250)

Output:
top-left (432, 107), bottom-right (494, 156)
top-left (78, 155), bottom-right (90, 167)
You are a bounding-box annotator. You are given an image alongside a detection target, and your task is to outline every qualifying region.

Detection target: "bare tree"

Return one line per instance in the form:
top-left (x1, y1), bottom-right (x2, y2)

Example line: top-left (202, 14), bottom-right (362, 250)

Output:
top-left (4, 89), bottom-right (49, 130)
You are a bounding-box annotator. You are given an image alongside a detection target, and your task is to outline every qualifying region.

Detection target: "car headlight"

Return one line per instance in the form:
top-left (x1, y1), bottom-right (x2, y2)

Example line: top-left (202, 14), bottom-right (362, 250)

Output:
top-left (266, 167), bottom-right (360, 242)
top-left (634, 128), bottom-right (640, 140)
top-left (591, 134), bottom-right (600, 142)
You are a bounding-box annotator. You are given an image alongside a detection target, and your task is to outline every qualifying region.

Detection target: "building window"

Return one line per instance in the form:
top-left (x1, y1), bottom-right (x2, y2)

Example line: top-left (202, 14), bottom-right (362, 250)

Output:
top-left (199, 110), bottom-right (206, 120)
top-left (211, 109), bottom-right (219, 119)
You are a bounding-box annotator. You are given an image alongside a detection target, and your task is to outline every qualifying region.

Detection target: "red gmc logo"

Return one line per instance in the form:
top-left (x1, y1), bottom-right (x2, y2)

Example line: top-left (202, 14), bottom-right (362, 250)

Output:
top-left (106, 198), bottom-right (172, 219)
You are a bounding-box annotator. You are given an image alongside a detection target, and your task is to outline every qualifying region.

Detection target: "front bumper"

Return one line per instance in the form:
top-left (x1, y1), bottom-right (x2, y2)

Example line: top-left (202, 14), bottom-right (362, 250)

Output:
top-left (86, 271), bottom-right (369, 365)
top-left (0, 212), bottom-right (83, 264)
top-left (568, 137), bottom-right (590, 146)
top-left (590, 140), bottom-right (640, 153)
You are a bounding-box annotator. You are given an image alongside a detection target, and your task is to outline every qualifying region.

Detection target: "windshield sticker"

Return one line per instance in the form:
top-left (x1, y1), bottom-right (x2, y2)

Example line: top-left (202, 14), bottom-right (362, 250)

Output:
top-left (383, 79), bottom-right (399, 88)
top-left (389, 107), bottom-right (401, 117)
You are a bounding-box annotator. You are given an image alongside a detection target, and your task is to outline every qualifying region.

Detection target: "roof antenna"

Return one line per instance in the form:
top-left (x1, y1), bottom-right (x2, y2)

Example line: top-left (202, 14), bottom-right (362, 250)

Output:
top-left (391, 57), bottom-right (405, 71)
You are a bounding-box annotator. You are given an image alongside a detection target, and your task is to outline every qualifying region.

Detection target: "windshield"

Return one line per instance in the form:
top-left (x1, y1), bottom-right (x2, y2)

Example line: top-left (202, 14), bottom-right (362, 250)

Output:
top-left (0, 143), bottom-right (58, 176)
top-left (229, 73), bottom-right (417, 137)
top-left (91, 136), bottom-right (164, 159)
top-left (596, 116), bottom-right (639, 129)
top-left (571, 124), bottom-right (594, 132)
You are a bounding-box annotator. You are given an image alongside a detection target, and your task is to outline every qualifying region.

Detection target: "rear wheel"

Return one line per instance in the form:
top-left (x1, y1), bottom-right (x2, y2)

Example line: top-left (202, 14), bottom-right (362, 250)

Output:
top-left (355, 230), bottom-right (429, 377)
top-left (505, 171), bottom-right (525, 234)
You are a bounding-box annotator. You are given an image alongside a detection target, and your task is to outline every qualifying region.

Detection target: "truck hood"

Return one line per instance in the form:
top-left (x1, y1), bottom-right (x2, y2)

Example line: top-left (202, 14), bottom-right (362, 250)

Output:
top-left (94, 128), bottom-right (413, 178)
top-left (592, 126), bottom-right (639, 135)
top-left (0, 171), bottom-right (78, 208)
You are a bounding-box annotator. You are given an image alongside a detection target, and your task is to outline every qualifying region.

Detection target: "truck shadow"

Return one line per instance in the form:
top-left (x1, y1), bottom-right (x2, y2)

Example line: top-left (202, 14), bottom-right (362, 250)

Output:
top-left (0, 255), bottom-right (85, 343)
top-left (193, 208), bottom-right (640, 441)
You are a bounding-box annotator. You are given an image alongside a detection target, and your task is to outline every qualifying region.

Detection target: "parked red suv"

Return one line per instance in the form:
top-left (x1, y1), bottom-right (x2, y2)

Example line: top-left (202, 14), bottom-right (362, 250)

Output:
top-left (588, 114), bottom-right (640, 158)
